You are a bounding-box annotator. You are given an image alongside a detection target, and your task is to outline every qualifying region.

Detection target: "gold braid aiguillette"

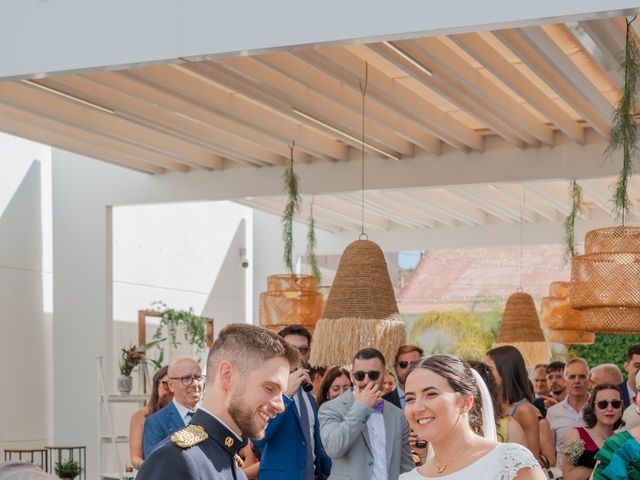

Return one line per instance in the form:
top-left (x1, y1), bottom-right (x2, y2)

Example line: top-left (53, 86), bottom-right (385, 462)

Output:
top-left (171, 424), bottom-right (208, 448)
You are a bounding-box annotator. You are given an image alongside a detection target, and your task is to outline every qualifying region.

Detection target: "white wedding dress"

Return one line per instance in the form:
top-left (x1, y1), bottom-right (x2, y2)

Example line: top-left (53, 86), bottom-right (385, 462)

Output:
top-left (399, 443), bottom-right (539, 480)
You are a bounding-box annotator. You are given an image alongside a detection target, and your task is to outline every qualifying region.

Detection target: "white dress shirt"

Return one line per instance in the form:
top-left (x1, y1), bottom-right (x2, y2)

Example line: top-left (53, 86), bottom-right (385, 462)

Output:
top-left (172, 398), bottom-right (197, 426)
top-left (546, 397), bottom-right (586, 467)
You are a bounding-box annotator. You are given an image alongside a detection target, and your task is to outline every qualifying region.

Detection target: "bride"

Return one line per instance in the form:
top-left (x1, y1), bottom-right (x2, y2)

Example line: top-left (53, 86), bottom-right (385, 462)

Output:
top-left (399, 355), bottom-right (545, 480)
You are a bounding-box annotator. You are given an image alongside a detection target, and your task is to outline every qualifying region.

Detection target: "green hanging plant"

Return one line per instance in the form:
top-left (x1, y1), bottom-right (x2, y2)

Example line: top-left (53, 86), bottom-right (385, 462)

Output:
top-left (151, 301), bottom-right (208, 351)
top-left (606, 16), bottom-right (640, 224)
top-left (563, 180), bottom-right (583, 260)
top-left (282, 142), bottom-right (301, 272)
top-left (306, 202), bottom-right (321, 284)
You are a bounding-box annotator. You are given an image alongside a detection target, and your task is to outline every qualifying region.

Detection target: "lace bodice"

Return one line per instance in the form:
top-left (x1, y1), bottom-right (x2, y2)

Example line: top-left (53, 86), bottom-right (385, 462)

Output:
top-left (399, 443), bottom-right (539, 480)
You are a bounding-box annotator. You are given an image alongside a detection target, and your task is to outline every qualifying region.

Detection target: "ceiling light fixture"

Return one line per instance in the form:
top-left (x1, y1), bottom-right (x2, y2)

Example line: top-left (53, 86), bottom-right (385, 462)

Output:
top-left (292, 108), bottom-right (400, 161)
top-left (21, 79), bottom-right (115, 114)
top-left (382, 41), bottom-right (434, 77)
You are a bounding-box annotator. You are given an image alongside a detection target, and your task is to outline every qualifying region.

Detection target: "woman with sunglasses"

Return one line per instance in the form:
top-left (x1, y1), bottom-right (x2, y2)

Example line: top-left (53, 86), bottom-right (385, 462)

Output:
top-left (562, 383), bottom-right (623, 480)
top-left (316, 366), bottom-right (352, 409)
top-left (128, 365), bottom-right (173, 469)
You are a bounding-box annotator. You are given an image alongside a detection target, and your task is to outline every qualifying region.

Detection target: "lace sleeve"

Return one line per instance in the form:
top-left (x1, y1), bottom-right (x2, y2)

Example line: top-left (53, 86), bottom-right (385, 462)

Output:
top-left (498, 443), bottom-right (541, 480)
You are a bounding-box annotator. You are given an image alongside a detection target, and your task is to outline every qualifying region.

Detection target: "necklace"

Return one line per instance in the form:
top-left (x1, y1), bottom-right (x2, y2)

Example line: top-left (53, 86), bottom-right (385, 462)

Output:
top-left (433, 442), bottom-right (470, 474)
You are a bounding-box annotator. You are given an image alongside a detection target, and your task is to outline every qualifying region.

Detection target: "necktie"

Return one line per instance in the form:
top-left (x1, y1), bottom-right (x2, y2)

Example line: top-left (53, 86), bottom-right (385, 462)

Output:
top-left (186, 411), bottom-right (195, 425)
top-left (296, 388), bottom-right (315, 480)
top-left (374, 400), bottom-right (384, 413)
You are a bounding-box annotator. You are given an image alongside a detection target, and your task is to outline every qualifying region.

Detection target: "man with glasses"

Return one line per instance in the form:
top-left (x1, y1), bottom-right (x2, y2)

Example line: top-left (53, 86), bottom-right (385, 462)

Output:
top-left (318, 347), bottom-right (413, 480)
top-left (143, 357), bottom-right (204, 457)
top-left (383, 344), bottom-right (424, 410)
top-left (546, 358), bottom-right (590, 467)
top-left (253, 325), bottom-right (331, 480)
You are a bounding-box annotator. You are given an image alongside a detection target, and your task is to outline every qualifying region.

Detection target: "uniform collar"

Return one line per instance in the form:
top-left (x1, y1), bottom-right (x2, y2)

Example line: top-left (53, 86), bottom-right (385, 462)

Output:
top-left (190, 408), bottom-right (245, 456)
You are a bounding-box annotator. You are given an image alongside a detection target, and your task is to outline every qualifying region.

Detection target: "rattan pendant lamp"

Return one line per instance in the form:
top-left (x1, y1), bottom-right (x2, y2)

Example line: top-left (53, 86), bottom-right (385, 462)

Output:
top-left (569, 17), bottom-right (640, 334)
top-left (540, 281), bottom-right (595, 344)
top-left (493, 191), bottom-right (550, 367)
top-left (310, 64), bottom-right (406, 366)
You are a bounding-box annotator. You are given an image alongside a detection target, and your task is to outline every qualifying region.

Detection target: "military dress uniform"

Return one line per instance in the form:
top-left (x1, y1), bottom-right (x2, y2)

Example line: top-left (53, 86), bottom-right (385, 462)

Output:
top-left (137, 409), bottom-right (248, 480)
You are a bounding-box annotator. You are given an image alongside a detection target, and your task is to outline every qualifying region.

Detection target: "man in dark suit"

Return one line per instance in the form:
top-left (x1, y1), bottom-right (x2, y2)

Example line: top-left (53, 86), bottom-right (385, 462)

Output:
top-left (143, 357), bottom-right (203, 457)
top-left (253, 325), bottom-right (331, 480)
top-left (383, 344), bottom-right (423, 410)
top-left (137, 323), bottom-right (299, 480)
top-left (619, 344), bottom-right (640, 408)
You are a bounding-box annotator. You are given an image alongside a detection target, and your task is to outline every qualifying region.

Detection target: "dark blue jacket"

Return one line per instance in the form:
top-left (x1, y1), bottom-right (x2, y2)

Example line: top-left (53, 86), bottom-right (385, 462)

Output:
top-left (138, 409), bottom-right (246, 480)
top-left (143, 401), bottom-right (185, 457)
top-left (253, 389), bottom-right (331, 479)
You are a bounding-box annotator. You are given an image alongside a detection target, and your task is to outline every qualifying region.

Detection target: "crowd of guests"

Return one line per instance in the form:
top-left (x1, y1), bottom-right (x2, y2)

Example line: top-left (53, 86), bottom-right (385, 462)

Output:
top-left (132, 328), bottom-right (640, 480)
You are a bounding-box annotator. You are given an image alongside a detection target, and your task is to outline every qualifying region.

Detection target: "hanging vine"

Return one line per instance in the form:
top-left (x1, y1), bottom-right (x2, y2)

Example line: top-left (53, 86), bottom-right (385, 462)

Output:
top-left (564, 180), bottom-right (583, 260)
top-left (606, 16), bottom-right (640, 224)
top-left (306, 202), bottom-right (321, 284)
top-left (282, 142), bottom-right (301, 272)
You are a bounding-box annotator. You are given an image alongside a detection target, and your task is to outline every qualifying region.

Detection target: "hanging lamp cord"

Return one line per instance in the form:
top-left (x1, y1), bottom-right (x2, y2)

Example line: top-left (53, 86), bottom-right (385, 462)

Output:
top-left (359, 63), bottom-right (369, 240)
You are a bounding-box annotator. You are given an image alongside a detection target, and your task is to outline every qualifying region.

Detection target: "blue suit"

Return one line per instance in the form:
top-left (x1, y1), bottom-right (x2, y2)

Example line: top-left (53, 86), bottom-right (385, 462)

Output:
top-left (144, 401), bottom-right (186, 458)
top-left (253, 390), bottom-right (331, 479)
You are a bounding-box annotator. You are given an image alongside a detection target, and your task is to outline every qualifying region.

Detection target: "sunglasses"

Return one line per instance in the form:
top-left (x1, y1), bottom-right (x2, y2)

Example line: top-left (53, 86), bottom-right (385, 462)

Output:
top-left (396, 360), bottom-right (418, 369)
top-left (596, 399), bottom-right (622, 410)
top-left (353, 370), bottom-right (381, 381)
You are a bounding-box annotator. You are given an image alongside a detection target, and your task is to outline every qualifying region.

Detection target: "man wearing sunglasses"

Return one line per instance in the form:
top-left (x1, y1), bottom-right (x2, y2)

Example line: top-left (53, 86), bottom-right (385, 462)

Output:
top-left (143, 357), bottom-right (204, 457)
top-left (254, 325), bottom-right (331, 480)
top-left (318, 347), bottom-right (413, 480)
top-left (383, 344), bottom-right (424, 410)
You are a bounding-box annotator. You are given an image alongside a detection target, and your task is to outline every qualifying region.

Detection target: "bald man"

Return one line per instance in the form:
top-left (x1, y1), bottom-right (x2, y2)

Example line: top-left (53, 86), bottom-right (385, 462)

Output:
top-left (144, 357), bottom-right (204, 457)
top-left (589, 364), bottom-right (623, 389)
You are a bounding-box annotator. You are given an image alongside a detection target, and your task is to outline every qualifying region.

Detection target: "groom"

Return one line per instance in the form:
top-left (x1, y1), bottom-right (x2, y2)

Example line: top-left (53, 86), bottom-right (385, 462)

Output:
top-left (318, 347), bottom-right (414, 479)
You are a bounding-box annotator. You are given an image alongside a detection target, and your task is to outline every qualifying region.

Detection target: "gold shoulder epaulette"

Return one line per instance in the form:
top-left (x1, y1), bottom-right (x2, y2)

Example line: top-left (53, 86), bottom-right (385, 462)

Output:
top-left (171, 424), bottom-right (209, 448)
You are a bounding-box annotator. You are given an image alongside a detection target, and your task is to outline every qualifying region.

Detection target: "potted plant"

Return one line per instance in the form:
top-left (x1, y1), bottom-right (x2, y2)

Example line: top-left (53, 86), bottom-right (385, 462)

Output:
top-left (54, 459), bottom-right (82, 479)
top-left (118, 339), bottom-right (164, 395)
top-left (150, 301), bottom-right (208, 360)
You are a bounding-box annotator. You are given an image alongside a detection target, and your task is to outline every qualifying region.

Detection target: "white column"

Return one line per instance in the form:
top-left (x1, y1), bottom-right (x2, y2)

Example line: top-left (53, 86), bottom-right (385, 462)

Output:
top-left (52, 149), bottom-right (112, 479)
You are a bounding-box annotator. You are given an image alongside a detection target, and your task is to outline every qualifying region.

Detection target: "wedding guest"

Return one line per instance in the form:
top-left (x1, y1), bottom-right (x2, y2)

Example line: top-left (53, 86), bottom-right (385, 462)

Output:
top-left (143, 358), bottom-right (204, 457)
top-left (486, 346), bottom-right (541, 461)
top-left (622, 370), bottom-right (640, 431)
top-left (384, 344), bottom-right (424, 410)
top-left (589, 364), bottom-right (623, 390)
top-left (468, 360), bottom-right (527, 448)
top-left (384, 371), bottom-right (397, 396)
top-left (562, 384), bottom-right (623, 480)
top-left (316, 366), bottom-right (352, 409)
top-left (546, 358), bottom-right (590, 467)
top-left (620, 344), bottom-right (640, 408)
top-left (591, 424), bottom-right (640, 478)
top-left (129, 365), bottom-right (173, 469)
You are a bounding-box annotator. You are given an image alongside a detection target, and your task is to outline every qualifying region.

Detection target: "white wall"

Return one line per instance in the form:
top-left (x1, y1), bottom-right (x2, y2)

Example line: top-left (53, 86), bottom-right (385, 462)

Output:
top-left (0, 133), bottom-right (52, 452)
top-left (112, 200), bottom-right (253, 367)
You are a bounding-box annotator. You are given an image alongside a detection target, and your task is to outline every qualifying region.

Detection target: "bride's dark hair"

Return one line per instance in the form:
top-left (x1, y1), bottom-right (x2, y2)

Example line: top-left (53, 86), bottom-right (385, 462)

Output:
top-left (409, 354), bottom-right (484, 435)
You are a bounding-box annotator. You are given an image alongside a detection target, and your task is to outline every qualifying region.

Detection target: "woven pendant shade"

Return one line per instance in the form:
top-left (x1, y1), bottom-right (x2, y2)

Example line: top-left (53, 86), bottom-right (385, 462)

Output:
top-left (540, 281), bottom-right (595, 345)
top-left (259, 274), bottom-right (324, 334)
top-left (570, 226), bottom-right (640, 333)
top-left (309, 239), bottom-right (406, 367)
top-left (494, 291), bottom-right (550, 367)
